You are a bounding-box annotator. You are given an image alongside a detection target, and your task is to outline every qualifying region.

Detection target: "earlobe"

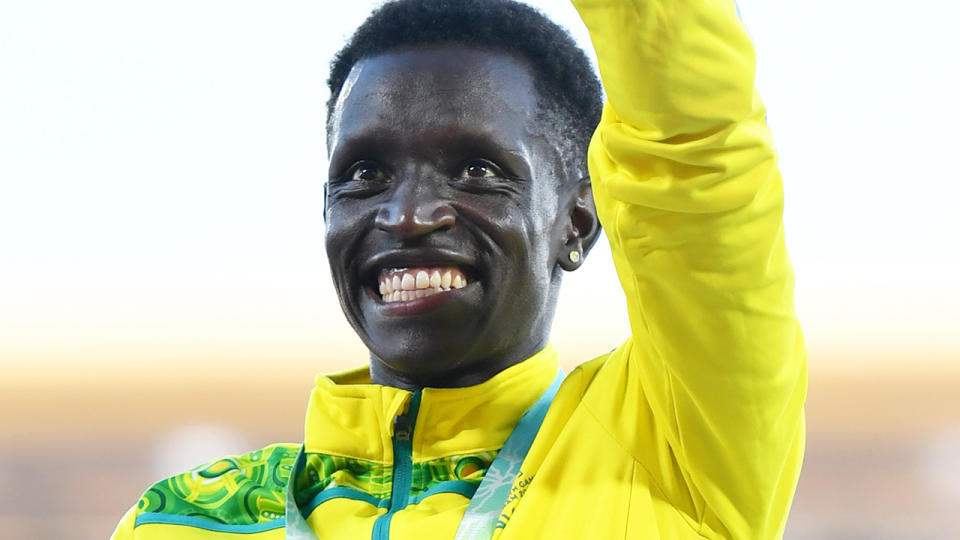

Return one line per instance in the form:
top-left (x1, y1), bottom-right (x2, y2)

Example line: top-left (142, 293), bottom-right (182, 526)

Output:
top-left (558, 242), bottom-right (585, 271)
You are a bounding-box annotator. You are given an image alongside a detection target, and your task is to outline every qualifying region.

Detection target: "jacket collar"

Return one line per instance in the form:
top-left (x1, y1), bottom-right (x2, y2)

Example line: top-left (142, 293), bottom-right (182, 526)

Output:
top-left (303, 345), bottom-right (559, 464)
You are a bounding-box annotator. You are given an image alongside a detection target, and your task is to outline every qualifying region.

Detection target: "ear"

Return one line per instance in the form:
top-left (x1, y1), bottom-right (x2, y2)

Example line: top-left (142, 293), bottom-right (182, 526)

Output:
top-left (556, 177), bottom-right (601, 272)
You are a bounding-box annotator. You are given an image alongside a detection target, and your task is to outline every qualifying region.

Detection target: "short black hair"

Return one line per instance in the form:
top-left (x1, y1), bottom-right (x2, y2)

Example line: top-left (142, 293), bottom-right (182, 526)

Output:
top-left (327, 0), bottom-right (604, 177)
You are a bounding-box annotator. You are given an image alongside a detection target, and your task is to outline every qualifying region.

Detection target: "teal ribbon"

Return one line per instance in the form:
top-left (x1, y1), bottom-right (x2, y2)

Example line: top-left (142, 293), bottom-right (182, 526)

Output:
top-left (285, 370), bottom-right (564, 539)
top-left (452, 370), bottom-right (563, 540)
top-left (285, 449), bottom-right (318, 540)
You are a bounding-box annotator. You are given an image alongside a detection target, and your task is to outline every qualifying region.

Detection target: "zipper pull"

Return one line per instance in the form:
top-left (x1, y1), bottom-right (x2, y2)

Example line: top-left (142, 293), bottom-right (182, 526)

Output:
top-left (394, 413), bottom-right (412, 441)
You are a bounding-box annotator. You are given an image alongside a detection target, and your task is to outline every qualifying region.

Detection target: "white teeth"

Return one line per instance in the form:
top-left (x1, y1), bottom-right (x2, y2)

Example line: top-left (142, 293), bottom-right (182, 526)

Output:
top-left (416, 270), bottom-right (429, 289)
top-left (378, 267), bottom-right (469, 303)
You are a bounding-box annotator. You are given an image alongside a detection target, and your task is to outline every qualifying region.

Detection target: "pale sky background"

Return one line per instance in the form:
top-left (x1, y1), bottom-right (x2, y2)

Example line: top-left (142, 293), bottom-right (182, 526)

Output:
top-left (1, 0), bottom-right (958, 375)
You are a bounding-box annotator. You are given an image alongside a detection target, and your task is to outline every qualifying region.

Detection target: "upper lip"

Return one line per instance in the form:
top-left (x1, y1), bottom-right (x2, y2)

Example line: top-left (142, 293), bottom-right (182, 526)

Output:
top-left (360, 248), bottom-right (479, 284)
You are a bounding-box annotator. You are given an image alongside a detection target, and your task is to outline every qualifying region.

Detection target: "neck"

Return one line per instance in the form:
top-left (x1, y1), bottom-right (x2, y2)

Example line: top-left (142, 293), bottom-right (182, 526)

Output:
top-left (368, 337), bottom-right (549, 390)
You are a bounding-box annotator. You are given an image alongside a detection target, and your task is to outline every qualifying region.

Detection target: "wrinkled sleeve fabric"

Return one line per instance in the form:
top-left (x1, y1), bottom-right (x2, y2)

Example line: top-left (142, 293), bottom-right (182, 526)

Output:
top-left (572, 0), bottom-right (806, 538)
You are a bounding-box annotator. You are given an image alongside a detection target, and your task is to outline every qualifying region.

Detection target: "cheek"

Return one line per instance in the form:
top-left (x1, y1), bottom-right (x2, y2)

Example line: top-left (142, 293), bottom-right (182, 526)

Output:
top-left (324, 207), bottom-right (368, 268)
top-left (517, 195), bottom-right (562, 259)
top-left (479, 196), bottom-right (558, 266)
top-left (497, 218), bottom-right (554, 281)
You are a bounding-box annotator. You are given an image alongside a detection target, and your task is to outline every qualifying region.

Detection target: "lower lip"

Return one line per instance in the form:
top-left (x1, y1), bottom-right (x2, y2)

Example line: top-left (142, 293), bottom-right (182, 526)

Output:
top-left (370, 287), bottom-right (465, 316)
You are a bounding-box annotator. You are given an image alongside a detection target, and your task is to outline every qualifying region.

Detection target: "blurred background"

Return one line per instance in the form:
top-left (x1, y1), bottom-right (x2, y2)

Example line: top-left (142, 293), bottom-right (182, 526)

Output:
top-left (1, 0), bottom-right (958, 538)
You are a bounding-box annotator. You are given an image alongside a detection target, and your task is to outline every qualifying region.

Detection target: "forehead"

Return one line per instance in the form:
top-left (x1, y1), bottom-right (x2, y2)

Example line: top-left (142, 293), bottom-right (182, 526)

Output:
top-left (328, 46), bottom-right (541, 154)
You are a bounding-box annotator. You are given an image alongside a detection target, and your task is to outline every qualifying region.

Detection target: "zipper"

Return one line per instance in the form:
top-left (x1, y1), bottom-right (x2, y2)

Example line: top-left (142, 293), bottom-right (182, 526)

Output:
top-left (371, 390), bottom-right (422, 540)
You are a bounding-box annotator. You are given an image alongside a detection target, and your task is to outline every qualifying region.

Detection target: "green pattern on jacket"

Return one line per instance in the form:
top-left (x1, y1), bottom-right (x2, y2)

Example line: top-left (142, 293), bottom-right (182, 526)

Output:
top-left (138, 443), bottom-right (298, 524)
top-left (138, 443), bottom-right (497, 524)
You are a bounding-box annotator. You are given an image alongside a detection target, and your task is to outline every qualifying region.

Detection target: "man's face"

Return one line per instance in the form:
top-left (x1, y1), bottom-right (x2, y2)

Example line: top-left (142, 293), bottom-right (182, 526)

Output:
top-left (325, 46), bottom-right (570, 388)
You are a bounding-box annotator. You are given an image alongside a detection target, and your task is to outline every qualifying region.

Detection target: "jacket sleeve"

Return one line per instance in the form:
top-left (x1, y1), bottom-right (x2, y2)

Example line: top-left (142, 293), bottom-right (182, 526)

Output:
top-left (572, 0), bottom-right (806, 538)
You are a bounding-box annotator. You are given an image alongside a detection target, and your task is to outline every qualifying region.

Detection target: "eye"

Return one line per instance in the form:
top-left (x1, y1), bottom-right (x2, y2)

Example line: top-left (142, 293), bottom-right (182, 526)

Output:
top-left (328, 161), bottom-right (391, 200)
top-left (350, 162), bottom-right (390, 183)
top-left (449, 159), bottom-right (520, 196)
top-left (458, 160), bottom-right (501, 179)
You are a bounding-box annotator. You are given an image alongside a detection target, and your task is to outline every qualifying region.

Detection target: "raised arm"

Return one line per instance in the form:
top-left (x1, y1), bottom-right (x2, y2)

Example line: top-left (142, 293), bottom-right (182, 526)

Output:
top-left (573, 0), bottom-right (806, 537)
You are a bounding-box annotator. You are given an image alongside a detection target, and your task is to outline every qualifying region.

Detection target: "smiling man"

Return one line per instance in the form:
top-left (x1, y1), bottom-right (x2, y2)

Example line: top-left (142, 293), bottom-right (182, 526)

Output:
top-left (324, 42), bottom-right (598, 390)
top-left (113, 1), bottom-right (806, 539)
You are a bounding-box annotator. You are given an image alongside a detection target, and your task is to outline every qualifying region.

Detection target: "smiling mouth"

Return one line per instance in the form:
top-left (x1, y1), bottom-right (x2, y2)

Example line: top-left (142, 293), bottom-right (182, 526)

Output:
top-left (377, 266), bottom-right (468, 303)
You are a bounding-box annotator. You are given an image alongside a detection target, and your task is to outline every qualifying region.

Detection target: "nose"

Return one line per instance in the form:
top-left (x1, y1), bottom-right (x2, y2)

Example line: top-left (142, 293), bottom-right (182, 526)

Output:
top-left (374, 177), bottom-right (455, 238)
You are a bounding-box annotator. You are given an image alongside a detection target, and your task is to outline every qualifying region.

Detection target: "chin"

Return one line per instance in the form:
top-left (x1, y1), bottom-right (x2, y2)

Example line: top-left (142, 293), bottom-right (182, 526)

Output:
top-left (365, 325), bottom-right (482, 377)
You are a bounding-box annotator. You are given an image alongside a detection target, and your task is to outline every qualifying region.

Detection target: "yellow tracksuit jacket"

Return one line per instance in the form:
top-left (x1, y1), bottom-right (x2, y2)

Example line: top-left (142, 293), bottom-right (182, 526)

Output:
top-left (112, 0), bottom-right (806, 538)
